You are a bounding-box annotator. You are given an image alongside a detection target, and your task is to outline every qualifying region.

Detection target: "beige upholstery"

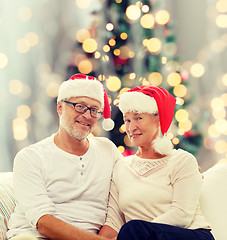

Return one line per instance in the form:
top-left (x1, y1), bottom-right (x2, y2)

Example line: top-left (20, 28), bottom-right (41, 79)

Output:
top-left (200, 163), bottom-right (227, 240)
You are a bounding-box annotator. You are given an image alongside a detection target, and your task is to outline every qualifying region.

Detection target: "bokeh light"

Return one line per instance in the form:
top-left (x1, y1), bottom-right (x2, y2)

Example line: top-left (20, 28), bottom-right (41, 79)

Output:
top-left (167, 72), bottom-right (182, 86)
top-left (178, 119), bottom-right (192, 132)
top-left (18, 6), bottom-right (32, 21)
top-left (155, 10), bottom-right (170, 25)
top-left (9, 79), bottom-right (23, 95)
top-left (17, 105), bottom-right (31, 120)
top-left (190, 63), bottom-right (205, 78)
top-left (173, 84), bottom-right (187, 97)
top-left (148, 72), bottom-right (163, 85)
top-left (25, 32), bottom-right (39, 47)
top-left (13, 118), bottom-right (28, 141)
top-left (0, 53), bottom-right (8, 69)
top-left (215, 140), bottom-right (227, 153)
top-left (216, 14), bottom-right (227, 28)
top-left (76, 0), bottom-right (91, 9)
top-left (106, 23), bottom-right (114, 31)
top-left (147, 38), bottom-right (162, 54)
top-left (120, 32), bottom-right (128, 40)
top-left (78, 59), bottom-right (93, 74)
top-left (76, 29), bottom-right (90, 43)
top-left (140, 14), bottom-right (155, 29)
top-left (46, 82), bottom-right (59, 98)
top-left (175, 109), bottom-right (189, 122)
top-left (126, 5), bottom-right (141, 21)
top-left (82, 38), bottom-right (98, 53)
top-left (106, 76), bottom-right (121, 92)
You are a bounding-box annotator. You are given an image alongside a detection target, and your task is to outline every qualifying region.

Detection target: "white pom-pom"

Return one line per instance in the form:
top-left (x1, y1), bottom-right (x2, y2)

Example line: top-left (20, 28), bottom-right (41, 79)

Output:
top-left (152, 136), bottom-right (173, 155)
top-left (11, 234), bottom-right (39, 240)
top-left (102, 118), bottom-right (115, 131)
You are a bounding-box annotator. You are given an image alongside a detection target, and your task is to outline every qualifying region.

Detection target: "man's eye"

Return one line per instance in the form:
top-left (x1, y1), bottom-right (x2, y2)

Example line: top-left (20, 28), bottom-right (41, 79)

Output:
top-left (76, 104), bottom-right (85, 109)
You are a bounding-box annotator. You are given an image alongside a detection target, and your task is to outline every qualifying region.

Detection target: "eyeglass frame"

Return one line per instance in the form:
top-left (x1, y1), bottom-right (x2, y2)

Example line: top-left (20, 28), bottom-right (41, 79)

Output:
top-left (62, 100), bottom-right (103, 118)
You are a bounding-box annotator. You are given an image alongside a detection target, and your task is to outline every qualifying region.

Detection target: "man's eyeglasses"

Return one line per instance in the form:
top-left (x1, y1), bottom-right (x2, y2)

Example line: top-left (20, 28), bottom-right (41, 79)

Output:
top-left (62, 101), bottom-right (103, 118)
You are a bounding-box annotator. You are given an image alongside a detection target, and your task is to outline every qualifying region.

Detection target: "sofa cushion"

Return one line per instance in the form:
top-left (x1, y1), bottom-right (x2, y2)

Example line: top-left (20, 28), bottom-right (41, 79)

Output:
top-left (0, 172), bottom-right (15, 240)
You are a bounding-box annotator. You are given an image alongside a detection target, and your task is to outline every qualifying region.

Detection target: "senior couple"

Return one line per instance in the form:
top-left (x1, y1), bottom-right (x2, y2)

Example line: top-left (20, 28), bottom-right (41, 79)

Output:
top-left (7, 74), bottom-right (214, 240)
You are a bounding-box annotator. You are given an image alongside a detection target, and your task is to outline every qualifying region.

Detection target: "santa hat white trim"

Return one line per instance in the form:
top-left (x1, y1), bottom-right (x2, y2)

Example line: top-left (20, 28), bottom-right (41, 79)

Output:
top-left (57, 79), bottom-right (104, 108)
top-left (119, 92), bottom-right (158, 114)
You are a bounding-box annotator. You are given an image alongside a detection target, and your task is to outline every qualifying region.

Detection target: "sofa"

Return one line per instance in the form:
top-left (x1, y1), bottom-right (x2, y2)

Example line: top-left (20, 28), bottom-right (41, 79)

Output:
top-left (0, 172), bottom-right (14, 240)
top-left (0, 165), bottom-right (227, 240)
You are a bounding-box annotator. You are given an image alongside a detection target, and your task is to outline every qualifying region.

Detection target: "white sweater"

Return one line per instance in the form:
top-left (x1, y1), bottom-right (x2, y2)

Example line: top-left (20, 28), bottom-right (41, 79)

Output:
top-left (105, 149), bottom-right (211, 232)
top-left (7, 134), bottom-right (123, 239)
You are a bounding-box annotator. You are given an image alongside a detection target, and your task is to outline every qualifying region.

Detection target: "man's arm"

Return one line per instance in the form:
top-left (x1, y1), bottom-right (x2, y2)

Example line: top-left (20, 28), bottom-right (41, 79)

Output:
top-left (98, 225), bottom-right (118, 238)
top-left (37, 214), bottom-right (114, 240)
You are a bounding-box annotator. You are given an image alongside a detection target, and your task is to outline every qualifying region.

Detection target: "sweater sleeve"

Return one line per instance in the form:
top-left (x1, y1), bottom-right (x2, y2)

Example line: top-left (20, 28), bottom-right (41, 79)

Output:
top-left (104, 173), bottom-right (125, 232)
top-left (152, 152), bottom-right (202, 228)
top-left (13, 148), bottom-right (55, 228)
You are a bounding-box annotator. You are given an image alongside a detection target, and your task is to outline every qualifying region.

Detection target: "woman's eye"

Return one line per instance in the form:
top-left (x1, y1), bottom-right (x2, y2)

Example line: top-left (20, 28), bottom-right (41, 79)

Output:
top-left (91, 108), bottom-right (98, 113)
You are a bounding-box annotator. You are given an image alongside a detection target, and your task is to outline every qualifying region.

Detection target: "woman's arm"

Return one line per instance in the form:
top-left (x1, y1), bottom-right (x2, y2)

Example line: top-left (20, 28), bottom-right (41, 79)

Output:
top-left (102, 168), bottom-right (125, 234)
top-left (152, 153), bottom-right (202, 227)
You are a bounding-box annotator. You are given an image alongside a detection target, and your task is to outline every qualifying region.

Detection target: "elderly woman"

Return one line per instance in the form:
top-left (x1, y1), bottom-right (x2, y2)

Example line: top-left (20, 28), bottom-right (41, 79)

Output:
top-left (99, 86), bottom-right (215, 240)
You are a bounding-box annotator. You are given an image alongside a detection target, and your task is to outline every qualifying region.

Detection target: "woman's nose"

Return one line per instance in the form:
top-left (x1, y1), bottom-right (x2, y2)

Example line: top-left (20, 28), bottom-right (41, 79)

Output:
top-left (128, 122), bottom-right (137, 132)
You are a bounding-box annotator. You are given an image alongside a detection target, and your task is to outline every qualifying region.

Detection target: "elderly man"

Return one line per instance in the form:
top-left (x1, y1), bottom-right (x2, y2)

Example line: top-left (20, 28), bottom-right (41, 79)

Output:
top-left (7, 74), bottom-right (122, 240)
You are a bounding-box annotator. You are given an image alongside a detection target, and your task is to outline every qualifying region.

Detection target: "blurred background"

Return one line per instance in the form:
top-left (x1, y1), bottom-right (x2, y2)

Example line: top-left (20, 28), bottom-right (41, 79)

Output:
top-left (0, 0), bottom-right (226, 172)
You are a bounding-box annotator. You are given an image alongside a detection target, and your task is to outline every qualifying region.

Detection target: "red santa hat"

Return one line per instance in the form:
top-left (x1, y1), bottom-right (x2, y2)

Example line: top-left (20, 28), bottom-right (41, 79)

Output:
top-left (57, 73), bottom-right (114, 131)
top-left (119, 85), bottom-right (176, 155)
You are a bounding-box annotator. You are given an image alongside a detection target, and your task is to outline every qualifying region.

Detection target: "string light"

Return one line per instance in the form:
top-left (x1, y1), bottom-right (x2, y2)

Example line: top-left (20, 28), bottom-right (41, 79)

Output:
top-left (106, 23), bottom-right (114, 31)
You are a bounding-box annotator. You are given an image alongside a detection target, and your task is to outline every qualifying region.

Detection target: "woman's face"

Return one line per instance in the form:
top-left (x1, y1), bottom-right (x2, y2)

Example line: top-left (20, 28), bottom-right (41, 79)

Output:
top-left (124, 111), bottom-right (160, 148)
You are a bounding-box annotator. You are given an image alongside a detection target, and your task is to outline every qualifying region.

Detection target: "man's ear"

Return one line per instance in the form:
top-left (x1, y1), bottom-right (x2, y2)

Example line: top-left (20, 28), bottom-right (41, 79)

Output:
top-left (57, 102), bottom-right (63, 116)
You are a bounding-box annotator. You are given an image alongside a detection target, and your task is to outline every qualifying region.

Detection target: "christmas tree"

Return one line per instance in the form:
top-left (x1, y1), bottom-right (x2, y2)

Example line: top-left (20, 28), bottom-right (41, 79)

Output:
top-left (66, 0), bottom-right (203, 156)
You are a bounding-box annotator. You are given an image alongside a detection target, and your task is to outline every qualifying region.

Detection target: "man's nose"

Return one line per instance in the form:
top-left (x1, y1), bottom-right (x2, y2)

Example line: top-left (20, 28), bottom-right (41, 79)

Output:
top-left (82, 108), bottom-right (92, 118)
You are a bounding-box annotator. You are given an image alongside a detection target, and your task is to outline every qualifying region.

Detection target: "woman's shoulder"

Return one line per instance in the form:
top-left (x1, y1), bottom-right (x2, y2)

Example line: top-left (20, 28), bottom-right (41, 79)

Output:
top-left (169, 148), bottom-right (198, 167)
top-left (172, 148), bottom-right (196, 159)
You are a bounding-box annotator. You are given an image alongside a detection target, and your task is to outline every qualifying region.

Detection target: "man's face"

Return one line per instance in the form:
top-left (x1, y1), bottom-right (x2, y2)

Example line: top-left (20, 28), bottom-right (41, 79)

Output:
top-left (58, 96), bottom-right (102, 140)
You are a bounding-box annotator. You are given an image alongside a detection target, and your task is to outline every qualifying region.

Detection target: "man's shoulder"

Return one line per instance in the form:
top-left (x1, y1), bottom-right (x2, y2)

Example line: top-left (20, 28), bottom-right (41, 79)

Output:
top-left (16, 135), bottom-right (54, 156)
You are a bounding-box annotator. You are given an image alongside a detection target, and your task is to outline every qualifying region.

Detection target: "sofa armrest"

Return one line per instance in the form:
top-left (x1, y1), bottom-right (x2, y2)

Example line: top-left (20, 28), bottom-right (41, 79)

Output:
top-left (0, 172), bottom-right (15, 240)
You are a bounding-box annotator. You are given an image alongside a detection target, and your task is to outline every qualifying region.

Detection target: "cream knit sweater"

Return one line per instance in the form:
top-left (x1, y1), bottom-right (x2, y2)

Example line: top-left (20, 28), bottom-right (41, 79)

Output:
top-left (104, 149), bottom-right (211, 232)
